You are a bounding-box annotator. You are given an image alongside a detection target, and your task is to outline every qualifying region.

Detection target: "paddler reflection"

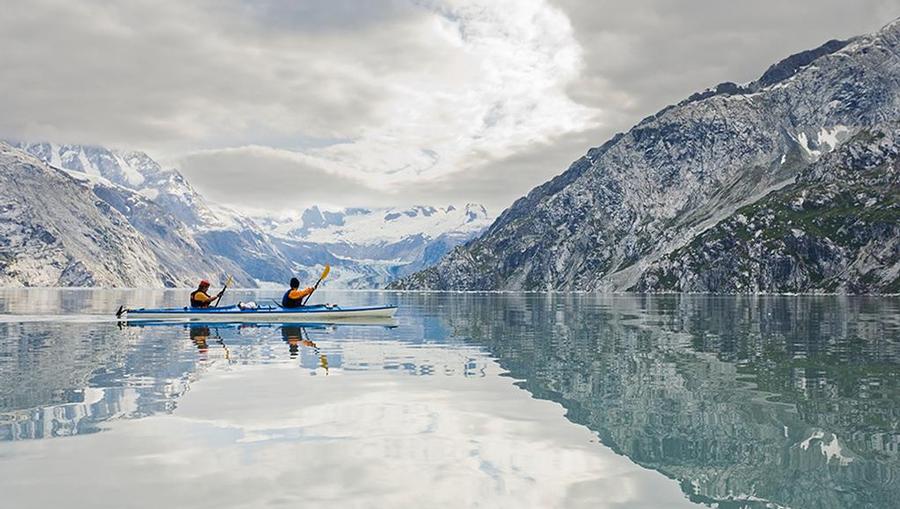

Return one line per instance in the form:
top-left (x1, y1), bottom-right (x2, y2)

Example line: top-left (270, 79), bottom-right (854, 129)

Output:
top-left (188, 324), bottom-right (231, 360)
top-left (281, 325), bottom-right (329, 374)
top-left (190, 325), bottom-right (211, 352)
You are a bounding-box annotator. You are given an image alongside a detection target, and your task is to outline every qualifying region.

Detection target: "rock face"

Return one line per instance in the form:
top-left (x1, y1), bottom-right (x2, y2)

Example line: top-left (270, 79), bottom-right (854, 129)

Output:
top-left (392, 19), bottom-right (900, 293)
top-left (638, 127), bottom-right (900, 293)
top-left (0, 144), bottom-right (233, 287)
top-left (12, 142), bottom-right (291, 286)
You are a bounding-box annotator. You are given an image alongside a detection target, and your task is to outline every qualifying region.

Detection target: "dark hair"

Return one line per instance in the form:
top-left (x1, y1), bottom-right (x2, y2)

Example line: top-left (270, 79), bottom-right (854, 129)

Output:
top-left (290, 277), bottom-right (300, 288)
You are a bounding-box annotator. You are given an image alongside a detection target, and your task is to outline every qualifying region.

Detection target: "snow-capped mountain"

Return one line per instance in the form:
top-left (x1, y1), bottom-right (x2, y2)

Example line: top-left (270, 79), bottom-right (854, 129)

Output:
top-left (265, 204), bottom-right (490, 244)
top-left (12, 142), bottom-right (212, 227)
top-left (254, 204), bottom-right (492, 287)
top-left (3, 141), bottom-right (491, 288)
top-left (393, 19), bottom-right (900, 293)
top-left (9, 142), bottom-right (296, 286)
top-left (0, 143), bottom-right (246, 287)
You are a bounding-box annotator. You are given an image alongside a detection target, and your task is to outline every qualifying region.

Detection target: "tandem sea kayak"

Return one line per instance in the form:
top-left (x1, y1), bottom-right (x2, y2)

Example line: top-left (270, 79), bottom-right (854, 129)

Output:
top-left (117, 303), bottom-right (398, 322)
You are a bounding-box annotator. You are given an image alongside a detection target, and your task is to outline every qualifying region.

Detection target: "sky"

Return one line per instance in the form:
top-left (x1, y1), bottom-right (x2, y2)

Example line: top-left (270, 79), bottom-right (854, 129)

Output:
top-left (1, 0), bottom-right (897, 214)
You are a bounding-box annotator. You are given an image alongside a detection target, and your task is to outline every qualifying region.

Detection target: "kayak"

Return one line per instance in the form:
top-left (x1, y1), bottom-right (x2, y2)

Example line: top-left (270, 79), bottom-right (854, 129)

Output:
top-left (117, 303), bottom-right (398, 322)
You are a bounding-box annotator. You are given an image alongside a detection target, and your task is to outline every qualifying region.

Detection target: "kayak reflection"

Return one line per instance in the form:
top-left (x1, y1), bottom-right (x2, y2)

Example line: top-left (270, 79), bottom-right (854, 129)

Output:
top-left (122, 319), bottom-right (394, 372)
top-left (186, 322), bottom-right (329, 371)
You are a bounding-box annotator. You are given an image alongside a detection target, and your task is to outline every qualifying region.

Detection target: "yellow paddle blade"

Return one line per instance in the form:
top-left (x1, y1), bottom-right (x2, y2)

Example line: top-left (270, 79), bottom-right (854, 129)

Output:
top-left (321, 264), bottom-right (331, 280)
top-left (225, 274), bottom-right (234, 287)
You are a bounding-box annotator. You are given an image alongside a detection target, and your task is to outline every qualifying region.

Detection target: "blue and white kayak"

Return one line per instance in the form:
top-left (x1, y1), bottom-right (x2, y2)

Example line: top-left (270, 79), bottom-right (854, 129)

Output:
top-left (118, 303), bottom-right (397, 322)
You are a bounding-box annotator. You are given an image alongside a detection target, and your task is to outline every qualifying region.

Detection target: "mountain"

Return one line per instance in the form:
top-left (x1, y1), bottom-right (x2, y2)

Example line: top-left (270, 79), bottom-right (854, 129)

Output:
top-left (255, 204), bottom-right (492, 287)
top-left (0, 143), bottom-right (242, 287)
top-left (392, 19), bottom-right (900, 293)
top-left (4, 142), bottom-right (491, 288)
top-left (12, 142), bottom-right (212, 226)
top-left (637, 125), bottom-right (899, 293)
top-left (12, 142), bottom-right (297, 286)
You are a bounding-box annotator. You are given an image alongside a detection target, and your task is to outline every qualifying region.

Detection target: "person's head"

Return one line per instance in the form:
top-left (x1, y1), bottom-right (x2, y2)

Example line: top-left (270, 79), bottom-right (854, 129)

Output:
top-left (198, 279), bottom-right (210, 290)
top-left (290, 277), bottom-right (300, 289)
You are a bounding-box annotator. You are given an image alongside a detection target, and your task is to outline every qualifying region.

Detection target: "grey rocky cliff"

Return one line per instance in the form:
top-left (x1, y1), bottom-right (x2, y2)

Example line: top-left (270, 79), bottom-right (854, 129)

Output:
top-left (637, 126), bottom-right (900, 293)
top-left (0, 144), bottom-right (178, 286)
top-left (9, 142), bottom-right (289, 286)
top-left (391, 19), bottom-right (900, 292)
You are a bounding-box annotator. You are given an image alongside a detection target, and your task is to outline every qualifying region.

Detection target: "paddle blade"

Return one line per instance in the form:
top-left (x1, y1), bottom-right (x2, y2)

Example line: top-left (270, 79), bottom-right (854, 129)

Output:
top-left (320, 265), bottom-right (330, 281)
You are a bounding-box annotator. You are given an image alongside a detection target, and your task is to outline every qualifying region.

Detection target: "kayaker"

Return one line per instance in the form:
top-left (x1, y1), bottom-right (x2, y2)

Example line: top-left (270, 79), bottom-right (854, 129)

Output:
top-left (190, 279), bottom-right (224, 308)
top-left (282, 277), bottom-right (314, 308)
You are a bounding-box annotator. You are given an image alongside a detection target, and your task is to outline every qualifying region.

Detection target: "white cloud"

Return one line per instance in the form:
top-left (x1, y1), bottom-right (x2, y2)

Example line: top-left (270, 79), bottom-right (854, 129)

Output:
top-left (0, 0), bottom-right (894, 212)
top-left (0, 0), bottom-right (599, 211)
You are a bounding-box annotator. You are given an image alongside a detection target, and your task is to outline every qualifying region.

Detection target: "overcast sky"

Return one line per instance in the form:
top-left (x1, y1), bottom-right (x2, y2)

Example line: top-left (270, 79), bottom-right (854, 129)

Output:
top-left (1, 1), bottom-right (897, 214)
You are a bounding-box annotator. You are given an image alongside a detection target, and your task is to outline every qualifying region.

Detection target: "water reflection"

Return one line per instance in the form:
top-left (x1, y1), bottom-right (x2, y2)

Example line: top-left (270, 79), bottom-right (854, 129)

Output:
top-left (425, 293), bottom-right (900, 509)
top-left (281, 324), bottom-right (329, 374)
top-left (0, 319), bottom-right (380, 441)
top-left (0, 290), bottom-right (898, 508)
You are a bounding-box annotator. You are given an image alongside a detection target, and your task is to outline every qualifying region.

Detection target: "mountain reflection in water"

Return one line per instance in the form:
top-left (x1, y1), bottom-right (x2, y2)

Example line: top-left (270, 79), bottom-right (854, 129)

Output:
top-left (428, 293), bottom-right (900, 509)
top-left (0, 290), bottom-right (897, 509)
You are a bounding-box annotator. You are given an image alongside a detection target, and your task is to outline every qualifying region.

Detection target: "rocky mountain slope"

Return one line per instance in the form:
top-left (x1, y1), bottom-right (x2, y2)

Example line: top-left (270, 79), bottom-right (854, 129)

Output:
top-left (3, 142), bottom-right (490, 288)
top-left (0, 144), bottom-right (241, 287)
top-left (392, 19), bottom-right (900, 293)
top-left (637, 125), bottom-right (899, 293)
top-left (12, 142), bottom-right (294, 286)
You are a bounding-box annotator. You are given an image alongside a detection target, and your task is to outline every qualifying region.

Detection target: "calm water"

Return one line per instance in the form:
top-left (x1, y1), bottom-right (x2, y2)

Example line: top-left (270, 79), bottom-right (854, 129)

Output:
top-left (1, 289), bottom-right (898, 509)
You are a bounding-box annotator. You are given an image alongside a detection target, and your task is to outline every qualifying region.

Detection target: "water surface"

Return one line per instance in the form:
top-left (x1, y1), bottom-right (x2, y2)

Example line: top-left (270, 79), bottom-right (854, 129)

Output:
top-left (1, 289), bottom-right (898, 508)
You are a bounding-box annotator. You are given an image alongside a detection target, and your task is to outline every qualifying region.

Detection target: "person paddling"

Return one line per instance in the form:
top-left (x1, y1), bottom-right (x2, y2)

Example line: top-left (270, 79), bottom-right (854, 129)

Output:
top-left (190, 279), bottom-right (224, 308)
top-left (282, 277), bottom-right (314, 308)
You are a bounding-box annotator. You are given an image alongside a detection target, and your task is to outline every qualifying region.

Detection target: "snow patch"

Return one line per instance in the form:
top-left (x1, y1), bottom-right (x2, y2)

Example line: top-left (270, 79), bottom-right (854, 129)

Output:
top-left (797, 126), bottom-right (849, 160)
top-left (139, 188), bottom-right (159, 200)
top-left (799, 431), bottom-right (854, 465)
top-left (817, 125), bottom-right (849, 152)
top-left (77, 149), bottom-right (100, 177)
top-left (796, 132), bottom-right (820, 159)
top-left (114, 153), bottom-right (146, 186)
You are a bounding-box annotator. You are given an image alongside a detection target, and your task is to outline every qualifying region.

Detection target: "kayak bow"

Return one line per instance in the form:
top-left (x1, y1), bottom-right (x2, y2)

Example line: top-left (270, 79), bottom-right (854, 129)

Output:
top-left (117, 303), bottom-right (397, 322)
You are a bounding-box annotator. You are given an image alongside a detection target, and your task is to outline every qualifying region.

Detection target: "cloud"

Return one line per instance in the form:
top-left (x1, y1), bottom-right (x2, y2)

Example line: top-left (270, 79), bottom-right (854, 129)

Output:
top-left (0, 0), bottom-right (896, 213)
top-left (1, 0), bottom-right (598, 211)
top-left (550, 0), bottom-right (898, 128)
top-left (177, 125), bottom-right (609, 213)
top-left (177, 146), bottom-right (379, 212)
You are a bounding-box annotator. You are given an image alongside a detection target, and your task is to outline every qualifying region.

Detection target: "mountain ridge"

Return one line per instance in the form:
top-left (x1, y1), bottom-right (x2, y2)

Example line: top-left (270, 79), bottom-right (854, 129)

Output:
top-left (1, 141), bottom-right (490, 287)
top-left (0, 143), bottom-right (237, 287)
top-left (391, 18), bottom-right (900, 293)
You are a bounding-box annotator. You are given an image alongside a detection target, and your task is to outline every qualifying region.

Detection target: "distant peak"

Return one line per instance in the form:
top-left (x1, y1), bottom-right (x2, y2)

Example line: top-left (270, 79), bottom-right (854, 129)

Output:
top-left (755, 38), bottom-right (849, 89)
top-left (881, 16), bottom-right (900, 33)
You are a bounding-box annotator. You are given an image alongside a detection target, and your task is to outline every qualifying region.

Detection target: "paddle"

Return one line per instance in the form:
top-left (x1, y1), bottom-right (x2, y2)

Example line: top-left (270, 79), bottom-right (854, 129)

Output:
top-left (215, 275), bottom-right (234, 308)
top-left (302, 265), bottom-right (331, 306)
